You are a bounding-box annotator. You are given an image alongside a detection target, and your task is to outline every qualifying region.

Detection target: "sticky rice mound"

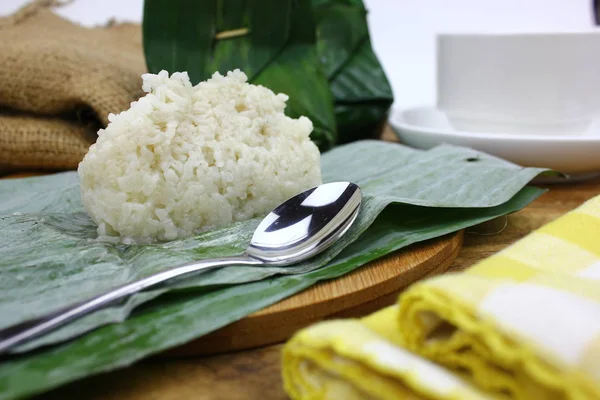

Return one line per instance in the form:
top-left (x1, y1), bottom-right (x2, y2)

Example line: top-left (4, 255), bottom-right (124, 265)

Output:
top-left (78, 69), bottom-right (321, 242)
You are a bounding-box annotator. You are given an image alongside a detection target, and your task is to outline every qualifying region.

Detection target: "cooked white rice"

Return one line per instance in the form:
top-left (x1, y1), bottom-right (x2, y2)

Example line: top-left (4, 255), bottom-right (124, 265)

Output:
top-left (77, 69), bottom-right (321, 242)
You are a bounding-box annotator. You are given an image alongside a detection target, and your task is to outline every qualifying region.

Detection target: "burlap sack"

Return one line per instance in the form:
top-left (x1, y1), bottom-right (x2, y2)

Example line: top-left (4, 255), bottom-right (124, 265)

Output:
top-left (0, 0), bottom-right (146, 174)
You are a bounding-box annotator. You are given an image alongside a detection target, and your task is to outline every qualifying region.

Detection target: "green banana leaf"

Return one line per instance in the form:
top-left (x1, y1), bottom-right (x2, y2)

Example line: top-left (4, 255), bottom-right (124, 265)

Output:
top-left (314, 0), bottom-right (394, 143)
top-left (0, 189), bottom-right (543, 400)
top-left (0, 141), bottom-right (547, 398)
top-left (143, 0), bottom-right (336, 149)
top-left (0, 141), bottom-right (547, 354)
top-left (142, 0), bottom-right (392, 150)
top-left (143, 0), bottom-right (291, 84)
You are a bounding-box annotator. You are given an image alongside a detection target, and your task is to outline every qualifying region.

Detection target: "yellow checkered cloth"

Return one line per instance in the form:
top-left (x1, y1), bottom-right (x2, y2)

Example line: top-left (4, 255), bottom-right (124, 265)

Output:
top-left (282, 195), bottom-right (600, 399)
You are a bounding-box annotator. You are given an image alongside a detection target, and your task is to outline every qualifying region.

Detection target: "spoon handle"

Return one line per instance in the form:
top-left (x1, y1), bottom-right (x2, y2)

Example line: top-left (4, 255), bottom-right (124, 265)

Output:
top-left (0, 255), bottom-right (261, 355)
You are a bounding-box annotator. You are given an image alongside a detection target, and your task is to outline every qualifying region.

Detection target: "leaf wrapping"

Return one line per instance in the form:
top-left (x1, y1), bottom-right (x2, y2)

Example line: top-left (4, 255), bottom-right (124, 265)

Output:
top-left (142, 0), bottom-right (393, 150)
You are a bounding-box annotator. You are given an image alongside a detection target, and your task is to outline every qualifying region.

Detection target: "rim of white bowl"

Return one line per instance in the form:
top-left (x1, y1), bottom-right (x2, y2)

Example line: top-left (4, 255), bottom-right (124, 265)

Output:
top-left (390, 106), bottom-right (600, 143)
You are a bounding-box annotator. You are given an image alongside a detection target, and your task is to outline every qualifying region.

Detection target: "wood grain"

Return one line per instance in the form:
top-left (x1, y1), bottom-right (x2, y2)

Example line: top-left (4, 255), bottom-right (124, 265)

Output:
top-left (39, 176), bottom-right (600, 400)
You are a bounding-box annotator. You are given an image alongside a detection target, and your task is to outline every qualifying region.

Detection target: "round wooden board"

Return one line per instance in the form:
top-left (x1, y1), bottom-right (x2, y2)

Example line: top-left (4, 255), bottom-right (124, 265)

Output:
top-left (2, 163), bottom-right (463, 356)
top-left (163, 230), bottom-right (463, 356)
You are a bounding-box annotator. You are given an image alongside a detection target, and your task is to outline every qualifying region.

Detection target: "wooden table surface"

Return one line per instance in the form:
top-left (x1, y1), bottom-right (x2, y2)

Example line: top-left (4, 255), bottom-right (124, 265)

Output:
top-left (39, 176), bottom-right (600, 400)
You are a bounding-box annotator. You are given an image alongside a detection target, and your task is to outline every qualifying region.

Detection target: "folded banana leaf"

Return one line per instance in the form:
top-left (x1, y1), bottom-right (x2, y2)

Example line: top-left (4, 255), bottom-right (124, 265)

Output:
top-left (142, 0), bottom-right (393, 150)
top-left (0, 141), bottom-right (548, 399)
top-left (314, 0), bottom-right (394, 143)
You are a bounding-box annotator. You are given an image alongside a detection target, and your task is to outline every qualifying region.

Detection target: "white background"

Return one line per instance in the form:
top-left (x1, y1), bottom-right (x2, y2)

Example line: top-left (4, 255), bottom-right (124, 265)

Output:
top-left (0, 0), bottom-right (596, 108)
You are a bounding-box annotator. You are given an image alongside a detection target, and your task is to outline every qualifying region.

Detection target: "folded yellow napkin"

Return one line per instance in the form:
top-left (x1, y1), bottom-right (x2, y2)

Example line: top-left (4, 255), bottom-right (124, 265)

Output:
top-left (283, 195), bottom-right (600, 399)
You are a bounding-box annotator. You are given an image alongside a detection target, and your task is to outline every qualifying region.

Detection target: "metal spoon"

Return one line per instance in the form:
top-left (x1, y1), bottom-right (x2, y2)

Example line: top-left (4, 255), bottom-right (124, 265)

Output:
top-left (0, 181), bottom-right (362, 354)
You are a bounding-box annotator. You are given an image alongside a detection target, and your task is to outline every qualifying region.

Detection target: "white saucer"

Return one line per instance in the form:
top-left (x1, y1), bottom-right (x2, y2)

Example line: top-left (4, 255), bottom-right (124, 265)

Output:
top-left (389, 106), bottom-right (600, 180)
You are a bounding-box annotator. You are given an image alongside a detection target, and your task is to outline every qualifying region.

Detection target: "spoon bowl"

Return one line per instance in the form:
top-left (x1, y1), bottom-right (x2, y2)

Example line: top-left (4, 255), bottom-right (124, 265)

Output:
top-left (0, 181), bottom-right (362, 354)
top-left (248, 181), bottom-right (361, 265)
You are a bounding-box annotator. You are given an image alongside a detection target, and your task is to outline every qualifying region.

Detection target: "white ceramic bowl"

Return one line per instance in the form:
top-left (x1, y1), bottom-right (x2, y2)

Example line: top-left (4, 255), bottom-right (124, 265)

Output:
top-left (390, 106), bottom-right (600, 178)
top-left (437, 31), bottom-right (600, 135)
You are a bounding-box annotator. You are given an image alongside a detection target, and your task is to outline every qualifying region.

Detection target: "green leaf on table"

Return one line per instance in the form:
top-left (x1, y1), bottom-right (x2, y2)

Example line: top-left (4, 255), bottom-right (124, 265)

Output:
top-left (0, 141), bottom-right (547, 398)
top-left (0, 186), bottom-right (544, 400)
top-left (0, 142), bottom-right (547, 352)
